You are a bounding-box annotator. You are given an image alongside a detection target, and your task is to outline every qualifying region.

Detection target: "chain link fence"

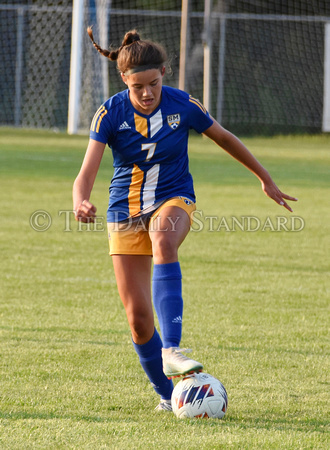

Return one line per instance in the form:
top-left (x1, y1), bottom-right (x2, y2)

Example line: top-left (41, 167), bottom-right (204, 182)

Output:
top-left (1, 0), bottom-right (329, 134)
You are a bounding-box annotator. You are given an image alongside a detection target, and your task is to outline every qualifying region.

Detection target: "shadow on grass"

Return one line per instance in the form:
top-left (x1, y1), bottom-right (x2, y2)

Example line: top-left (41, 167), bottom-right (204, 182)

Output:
top-left (0, 325), bottom-right (126, 336)
top-left (218, 344), bottom-right (326, 357)
top-left (0, 325), bottom-right (127, 344)
top-left (0, 410), bottom-right (123, 423)
top-left (0, 411), bottom-right (327, 434)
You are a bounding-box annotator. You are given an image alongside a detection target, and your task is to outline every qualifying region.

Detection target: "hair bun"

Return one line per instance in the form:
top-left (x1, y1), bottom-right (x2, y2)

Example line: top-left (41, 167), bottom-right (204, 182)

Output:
top-left (122, 30), bottom-right (141, 47)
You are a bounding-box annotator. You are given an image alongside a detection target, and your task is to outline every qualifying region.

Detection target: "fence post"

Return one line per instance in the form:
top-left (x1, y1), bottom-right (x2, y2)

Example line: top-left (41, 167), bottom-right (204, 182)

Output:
top-left (217, 14), bottom-right (226, 124)
top-left (322, 22), bottom-right (330, 132)
top-left (96, 0), bottom-right (111, 101)
top-left (14, 7), bottom-right (24, 127)
top-left (67, 0), bottom-right (84, 135)
top-left (179, 0), bottom-right (190, 91)
top-left (203, 0), bottom-right (212, 112)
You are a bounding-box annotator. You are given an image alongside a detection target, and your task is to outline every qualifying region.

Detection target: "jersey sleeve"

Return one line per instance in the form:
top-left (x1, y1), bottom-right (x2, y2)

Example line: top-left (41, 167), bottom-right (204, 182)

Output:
top-left (89, 104), bottom-right (114, 144)
top-left (187, 95), bottom-right (214, 133)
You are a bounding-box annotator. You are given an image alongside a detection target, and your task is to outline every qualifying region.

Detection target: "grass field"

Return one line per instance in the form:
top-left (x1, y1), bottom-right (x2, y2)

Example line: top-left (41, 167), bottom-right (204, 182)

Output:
top-left (0, 128), bottom-right (329, 449)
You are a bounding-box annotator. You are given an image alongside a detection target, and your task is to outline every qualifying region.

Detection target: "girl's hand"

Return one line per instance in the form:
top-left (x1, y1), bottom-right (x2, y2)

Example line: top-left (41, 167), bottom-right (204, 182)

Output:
top-left (74, 200), bottom-right (97, 223)
top-left (261, 180), bottom-right (298, 212)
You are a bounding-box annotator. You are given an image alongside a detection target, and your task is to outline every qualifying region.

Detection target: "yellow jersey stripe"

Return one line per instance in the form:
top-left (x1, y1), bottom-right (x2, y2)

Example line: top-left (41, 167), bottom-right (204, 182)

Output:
top-left (91, 105), bottom-right (106, 132)
top-left (134, 113), bottom-right (148, 138)
top-left (128, 164), bottom-right (144, 216)
top-left (189, 96), bottom-right (207, 114)
top-left (91, 105), bottom-right (103, 131)
top-left (96, 109), bottom-right (108, 133)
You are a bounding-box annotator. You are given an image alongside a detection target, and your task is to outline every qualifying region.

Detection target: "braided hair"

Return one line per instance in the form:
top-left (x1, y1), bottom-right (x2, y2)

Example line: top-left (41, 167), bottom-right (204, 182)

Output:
top-left (87, 27), bottom-right (167, 75)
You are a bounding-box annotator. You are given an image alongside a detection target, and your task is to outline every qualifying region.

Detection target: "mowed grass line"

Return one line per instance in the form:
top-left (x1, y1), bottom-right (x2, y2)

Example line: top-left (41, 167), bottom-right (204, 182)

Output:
top-left (0, 128), bottom-right (329, 449)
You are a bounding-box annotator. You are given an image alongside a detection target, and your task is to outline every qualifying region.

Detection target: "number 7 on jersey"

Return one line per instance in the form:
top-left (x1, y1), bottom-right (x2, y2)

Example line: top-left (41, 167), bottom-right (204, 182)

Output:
top-left (142, 143), bottom-right (157, 162)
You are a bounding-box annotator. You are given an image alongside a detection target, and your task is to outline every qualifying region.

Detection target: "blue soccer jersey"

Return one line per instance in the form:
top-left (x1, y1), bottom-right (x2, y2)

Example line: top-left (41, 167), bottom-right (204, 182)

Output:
top-left (89, 85), bottom-right (214, 222)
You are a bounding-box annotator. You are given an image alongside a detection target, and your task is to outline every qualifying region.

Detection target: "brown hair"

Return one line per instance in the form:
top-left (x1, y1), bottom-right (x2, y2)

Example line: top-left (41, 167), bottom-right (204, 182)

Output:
top-left (87, 27), bottom-right (167, 74)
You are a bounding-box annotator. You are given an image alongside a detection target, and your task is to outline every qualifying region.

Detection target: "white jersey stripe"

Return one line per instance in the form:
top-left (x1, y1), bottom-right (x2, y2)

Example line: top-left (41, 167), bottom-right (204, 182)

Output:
top-left (142, 164), bottom-right (160, 210)
top-left (149, 109), bottom-right (163, 138)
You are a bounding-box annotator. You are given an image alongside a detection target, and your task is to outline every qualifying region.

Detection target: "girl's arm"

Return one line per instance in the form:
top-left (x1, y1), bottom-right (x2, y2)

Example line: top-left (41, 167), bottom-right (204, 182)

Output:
top-left (203, 119), bottom-right (297, 212)
top-left (73, 139), bottom-right (106, 222)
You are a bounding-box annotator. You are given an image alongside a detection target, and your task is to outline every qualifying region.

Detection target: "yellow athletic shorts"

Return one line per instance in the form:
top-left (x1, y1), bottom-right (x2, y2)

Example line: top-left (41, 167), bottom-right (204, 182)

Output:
top-left (107, 196), bottom-right (196, 256)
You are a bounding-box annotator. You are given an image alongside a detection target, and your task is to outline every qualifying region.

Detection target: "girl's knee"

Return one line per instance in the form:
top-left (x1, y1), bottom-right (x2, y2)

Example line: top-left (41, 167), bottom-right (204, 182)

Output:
top-left (126, 308), bottom-right (154, 341)
top-left (152, 235), bottom-right (178, 263)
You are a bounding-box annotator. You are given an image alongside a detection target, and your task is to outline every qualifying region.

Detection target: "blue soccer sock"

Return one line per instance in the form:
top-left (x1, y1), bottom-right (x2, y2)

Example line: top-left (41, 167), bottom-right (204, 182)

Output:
top-left (132, 328), bottom-right (173, 400)
top-left (152, 262), bottom-right (183, 349)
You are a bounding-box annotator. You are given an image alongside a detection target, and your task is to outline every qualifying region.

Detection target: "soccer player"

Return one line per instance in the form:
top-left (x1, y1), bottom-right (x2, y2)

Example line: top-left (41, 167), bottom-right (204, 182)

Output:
top-left (73, 28), bottom-right (297, 411)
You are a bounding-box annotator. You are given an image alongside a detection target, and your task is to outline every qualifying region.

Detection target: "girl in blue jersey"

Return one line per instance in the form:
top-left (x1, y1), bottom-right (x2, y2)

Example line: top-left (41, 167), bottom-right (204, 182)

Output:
top-left (73, 28), bottom-right (297, 412)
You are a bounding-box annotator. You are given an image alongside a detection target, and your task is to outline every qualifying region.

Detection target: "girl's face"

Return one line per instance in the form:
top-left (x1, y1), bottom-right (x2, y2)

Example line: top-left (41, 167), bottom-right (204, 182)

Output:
top-left (121, 67), bottom-right (165, 115)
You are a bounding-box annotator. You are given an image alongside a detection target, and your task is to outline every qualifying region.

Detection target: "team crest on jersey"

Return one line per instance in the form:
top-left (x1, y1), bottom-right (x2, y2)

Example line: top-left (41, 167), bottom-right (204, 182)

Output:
top-left (180, 196), bottom-right (192, 205)
top-left (167, 114), bottom-right (180, 130)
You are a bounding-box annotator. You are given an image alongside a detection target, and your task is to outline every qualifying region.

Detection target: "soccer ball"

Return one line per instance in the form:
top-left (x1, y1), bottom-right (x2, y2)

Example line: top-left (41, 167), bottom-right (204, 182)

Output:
top-left (171, 372), bottom-right (228, 419)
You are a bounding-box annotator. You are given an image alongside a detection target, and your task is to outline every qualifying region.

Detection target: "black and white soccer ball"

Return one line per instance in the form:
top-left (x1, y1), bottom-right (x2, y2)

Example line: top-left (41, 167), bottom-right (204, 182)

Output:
top-left (171, 372), bottom-right (228, 419)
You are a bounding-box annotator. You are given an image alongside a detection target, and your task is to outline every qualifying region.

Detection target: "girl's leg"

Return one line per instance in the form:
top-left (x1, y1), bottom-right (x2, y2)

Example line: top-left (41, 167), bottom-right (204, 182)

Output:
top-left (149, 206), bottom-right (203, 377)
top-left (112, 254), bottom-right (173, 400)
top-left (112, 254), bottom-right (154, 345)
top-left (149, 206), bottom-right (190, 348)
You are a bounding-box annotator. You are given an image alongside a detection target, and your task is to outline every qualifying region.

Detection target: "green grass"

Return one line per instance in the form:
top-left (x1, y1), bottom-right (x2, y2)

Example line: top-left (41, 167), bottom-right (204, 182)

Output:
top-left (0, 127), bottom-right (329, 449)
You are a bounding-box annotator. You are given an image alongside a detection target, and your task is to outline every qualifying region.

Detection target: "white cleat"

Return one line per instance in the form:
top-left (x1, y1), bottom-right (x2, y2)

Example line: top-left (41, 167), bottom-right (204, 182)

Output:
top-left (162, 347), bottom-right (203, 379)
top-left (154, 399), bottom-right (172, 412)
